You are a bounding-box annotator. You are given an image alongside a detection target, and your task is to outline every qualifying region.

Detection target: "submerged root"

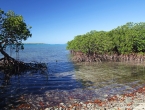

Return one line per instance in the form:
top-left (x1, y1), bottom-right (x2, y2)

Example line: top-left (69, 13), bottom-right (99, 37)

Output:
top-left (0, 57), bottom-right (48, 87)
top-left (0, 57), bottom-right (47, 74)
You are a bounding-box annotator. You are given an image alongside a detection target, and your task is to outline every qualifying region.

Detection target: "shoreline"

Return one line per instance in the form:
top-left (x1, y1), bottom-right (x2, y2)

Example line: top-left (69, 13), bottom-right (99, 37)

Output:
top-left (12, 85), bottom-right (145, 109)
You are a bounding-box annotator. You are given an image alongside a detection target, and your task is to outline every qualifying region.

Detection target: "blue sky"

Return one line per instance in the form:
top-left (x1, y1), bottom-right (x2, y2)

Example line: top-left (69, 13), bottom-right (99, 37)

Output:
top-left (0, 0), bottom-right (145, 44)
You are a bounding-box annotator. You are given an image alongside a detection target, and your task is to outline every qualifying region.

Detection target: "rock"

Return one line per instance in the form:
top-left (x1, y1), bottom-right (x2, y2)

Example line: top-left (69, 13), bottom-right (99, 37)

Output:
top-left (133, 103), bottom-right (145, 110)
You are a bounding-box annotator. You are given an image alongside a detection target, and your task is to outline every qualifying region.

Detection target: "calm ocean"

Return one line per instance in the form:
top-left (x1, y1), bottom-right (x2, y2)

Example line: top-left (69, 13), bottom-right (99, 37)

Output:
top-left (0, 44), bottom-right (83, 108)
top-left (1, 44), bottom-right (69, 63)
top-left (0, 43), bottom-right (82, 89)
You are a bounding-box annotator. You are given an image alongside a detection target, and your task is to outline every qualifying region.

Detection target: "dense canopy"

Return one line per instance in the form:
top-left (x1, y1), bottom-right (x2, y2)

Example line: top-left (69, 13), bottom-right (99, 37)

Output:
top-left (67, 22), bottom-right (145, 55)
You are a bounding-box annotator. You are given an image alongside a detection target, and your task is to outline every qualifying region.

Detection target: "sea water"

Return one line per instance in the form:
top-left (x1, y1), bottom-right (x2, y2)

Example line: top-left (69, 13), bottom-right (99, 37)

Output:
top-left (0, 44), bottom-right (82, 108)
top-left (0, 44), bottom-right (145, 109)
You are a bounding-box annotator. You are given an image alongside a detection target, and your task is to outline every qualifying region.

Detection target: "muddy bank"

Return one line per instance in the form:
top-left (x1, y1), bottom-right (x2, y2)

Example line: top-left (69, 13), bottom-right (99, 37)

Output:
top-left (70, 50), bottom-right (145, 62)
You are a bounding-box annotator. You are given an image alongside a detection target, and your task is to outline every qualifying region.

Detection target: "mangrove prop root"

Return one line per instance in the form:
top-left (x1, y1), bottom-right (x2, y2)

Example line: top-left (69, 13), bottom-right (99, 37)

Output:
top-left (0, 57), bottom-right (47, 73)
top-left (71, 51), bottom-right (145, 62)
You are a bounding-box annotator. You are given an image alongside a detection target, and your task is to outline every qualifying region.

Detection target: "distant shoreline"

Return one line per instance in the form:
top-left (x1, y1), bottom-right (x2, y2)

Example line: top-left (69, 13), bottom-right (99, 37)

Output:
top-left (23, 43), bottom-right (66, 45)
top-left (23, 43), bottom-right (46, 44)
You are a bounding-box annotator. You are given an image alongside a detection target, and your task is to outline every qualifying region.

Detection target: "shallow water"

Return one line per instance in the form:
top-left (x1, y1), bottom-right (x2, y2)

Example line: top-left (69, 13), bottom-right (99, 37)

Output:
top-left (73, 62), bottom-right (145, 99)
top-left (76, 62), bottom-right (145, 87)
top-left (0, 44), bottom-right (145, 109)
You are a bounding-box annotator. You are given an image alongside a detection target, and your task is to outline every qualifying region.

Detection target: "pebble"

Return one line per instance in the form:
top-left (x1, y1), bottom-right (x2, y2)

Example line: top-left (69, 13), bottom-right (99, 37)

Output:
top-left (3, 85), bottom-right (145, 110)
top-left (133, 103), bottom-right (145, 110)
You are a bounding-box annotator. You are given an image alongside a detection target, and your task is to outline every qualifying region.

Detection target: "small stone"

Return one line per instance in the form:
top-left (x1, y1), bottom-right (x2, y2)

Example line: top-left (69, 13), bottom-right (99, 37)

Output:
top-left (68, 104), bottom-right (72, 108)
top-left (104, 94), bottom-right (108, 97)
top-left (59, 102), bottom-right (64, 105)
top-left (45, 107), bottom-right (52, 110)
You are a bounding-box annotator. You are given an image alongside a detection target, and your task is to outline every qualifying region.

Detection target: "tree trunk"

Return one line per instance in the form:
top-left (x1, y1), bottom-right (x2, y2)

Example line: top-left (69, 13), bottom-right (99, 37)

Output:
top-left (0, 46), bottom-right (14, 64)
top-left (0, 44), bottom-right (26, 71)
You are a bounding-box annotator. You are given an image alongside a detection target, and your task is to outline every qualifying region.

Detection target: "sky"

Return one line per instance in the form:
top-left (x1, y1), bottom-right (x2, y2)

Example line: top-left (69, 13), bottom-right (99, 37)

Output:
top-left (0, 0), bottom-right (145, 44)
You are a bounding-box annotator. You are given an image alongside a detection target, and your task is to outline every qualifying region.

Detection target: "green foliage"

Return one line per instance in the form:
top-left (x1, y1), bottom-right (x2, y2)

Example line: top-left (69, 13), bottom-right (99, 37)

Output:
top-left (0, 9), bottom-right (32, 56)
top-left (67, 22), bottom-right (145, 55)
